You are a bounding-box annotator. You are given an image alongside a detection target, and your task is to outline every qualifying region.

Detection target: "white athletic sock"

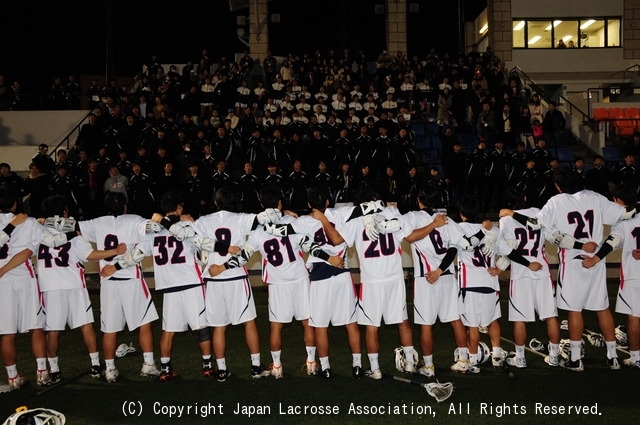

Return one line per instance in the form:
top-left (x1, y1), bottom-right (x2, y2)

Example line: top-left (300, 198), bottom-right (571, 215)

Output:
top-left (216, 358), bottom-right (227, 370)
top-left (457, 347), bottom-right (469, 361)
top-left (105, 359), bottom-right (116, 370)
top-left (320, 356), bottom-right (330, 370)
top-left (48, 357), bottom-right (60, 373)
top-left (202, 355), bottom-right (212, 361)
top-left (143, 352), bottom-right (154, 365)
top-left (515, 345), bottom-right (525, 358)
top-left (306, 346), bottom-right (316, 362)
top-left (36, 358), bottom-right (47, 370)
top-left (605, 341), bottom-right (617, 359)
top-left (492, 346), bottom-right (502, 358)
top-left (271, 350), bottom-right (282, 367)
top-left (89, 352), bottom-right (100, 366)
top-left (469, 353), bottom-right (479, 366)
top-left (250, 353), bottom-right (261, 367)
top-left (352, 353), bottom-right (362, 367)
top-left (403, 346), bottom-right (415, 364)
top-left (422, 354), bottom-right (433, 367)
top-left (570, 340), bottom-right (582, 361)
top-left (160, 357), bottom-right (171, 365)
top-left (548, 343), bottom-right (559, 357)
top-left (368, 353), bottom-right (379, 371)
top-left (6, 365), bottom-right (18, 379)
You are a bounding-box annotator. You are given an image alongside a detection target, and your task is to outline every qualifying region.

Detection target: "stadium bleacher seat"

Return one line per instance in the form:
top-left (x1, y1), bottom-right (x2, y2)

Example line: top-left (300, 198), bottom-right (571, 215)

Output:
top-left (602, 146), bottom-right (623, 166)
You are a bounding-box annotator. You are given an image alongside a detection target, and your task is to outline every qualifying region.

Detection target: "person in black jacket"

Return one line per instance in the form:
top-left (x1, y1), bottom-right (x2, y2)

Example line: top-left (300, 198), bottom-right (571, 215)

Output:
top-left (542, 100), bottom-right (566, 147)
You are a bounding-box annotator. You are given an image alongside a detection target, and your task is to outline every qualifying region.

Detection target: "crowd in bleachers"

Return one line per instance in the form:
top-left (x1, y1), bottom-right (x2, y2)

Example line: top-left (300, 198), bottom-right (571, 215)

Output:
top-left (1, 46), bottom-right (639, 220)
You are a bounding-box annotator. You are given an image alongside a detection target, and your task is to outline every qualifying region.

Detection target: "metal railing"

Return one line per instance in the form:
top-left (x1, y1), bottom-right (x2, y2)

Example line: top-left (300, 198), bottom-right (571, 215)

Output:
top-left (48, 110), bottom-right (94, 159)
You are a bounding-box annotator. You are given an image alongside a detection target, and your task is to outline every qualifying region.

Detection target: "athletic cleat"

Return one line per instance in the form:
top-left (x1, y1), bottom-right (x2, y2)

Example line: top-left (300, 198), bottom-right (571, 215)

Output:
top-left (623, 358), bottom-right (640, 368)
top-left (607, 357), bottom-right (621, 370)
top-left (91, 364), bottom-right (104, 378)
top-left (304, 360), bottom-right (318, 375)
top-left (8, 374), bottom-right (26, 390)
top-left (506, 356), bottom-right (527, 368)
top-left (467, 364), bottom-right (481, 374)
top-left (352, 366), bottom-right (365, 378)
top-left (36, 369), bottom-right (51, 386)
top-left (202, 360), bottom-right (214, 378)
top-left (140, 363), bottom-right (161, 378)
top-left (105, 367), bottom-right (119, 382)
top-left (559, 358), bottom-right (584, 372)
top-left (251, 365), bottom-right (271, 379)
top-left (418, 365), bottom-right (435, 377)
top-left (403, 362), bottom-right (417, 374)
top-left (269, 363), bottom-right (283, 379)
top-left (450, 360), bottom-right (470, 373)
top-left (216, 369), bottom-right (230, 382)
top-left (544, 355), bottom-right (559, 367)
top-left (320, 368), bottom-right (332, 380)
top-left (365, 368), bottom-right (382, 380)
top-left (49, 371), bottom-right (62, 384)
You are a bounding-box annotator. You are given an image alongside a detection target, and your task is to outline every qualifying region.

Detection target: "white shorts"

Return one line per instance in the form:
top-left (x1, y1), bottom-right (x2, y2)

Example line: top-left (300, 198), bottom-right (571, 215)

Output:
top-left (99, 278), bottom-right (159, 333)
top-left (615, 278), bottom-right (640, 318)
top-left (508, 276), bottom-right (558, 322)
top-left (43, 289), bottom-right (94, 331)
top-left (0, 278), bottom-right (43, 334)
top-left (459, 290), bottom-right (501, 328)
top-left (205, 277), bottom-right (257, 326)
top-left (268, 279), bottom-right (310, 323)
top-left (556, 258), bottom-right (609, 311)
top-left (309, 272), bottom-right (358, 328)
top-left (413, 275), bottom-right (460, 325)
top-left (162, 285), bottom-right (207, 332)
top-left (357, 278), bottom-right (408, 327)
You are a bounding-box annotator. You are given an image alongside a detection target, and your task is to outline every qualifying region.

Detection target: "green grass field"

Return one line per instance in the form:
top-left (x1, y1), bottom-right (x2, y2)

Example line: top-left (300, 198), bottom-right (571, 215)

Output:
top-left (1, 281), bottom-right (639, 425)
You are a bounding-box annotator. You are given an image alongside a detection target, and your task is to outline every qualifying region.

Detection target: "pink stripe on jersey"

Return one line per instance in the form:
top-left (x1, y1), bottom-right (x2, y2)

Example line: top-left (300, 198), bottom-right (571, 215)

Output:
top-left (140, 276), bottom-right (150, 299)
top-left (79, 266), bottom-right (86, 288)
top-left (419, 250), bottom-right (431, 273)
top-left (262, 259), bottom-right (268, 283)
top-left (509, 279), bottom-right (513, 298)
top-left (24, 260), bottom-right (35, 278)
top-left (559, 248), bottom-right (566, 282)
top-left (620, 263), bottom-right (625, 290)
top-left (193, 255), bottom-right (203, 282)
top-left (460, 263), bottom-right (467, 289)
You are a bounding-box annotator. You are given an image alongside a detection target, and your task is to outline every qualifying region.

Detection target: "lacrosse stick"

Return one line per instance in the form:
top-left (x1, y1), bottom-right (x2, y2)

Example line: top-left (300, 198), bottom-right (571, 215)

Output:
top-left (36, 370), bottom-right (91, 396)
top-left (381, 373), bottom-right (454, 403)
top-left (561, 320), bottom-right (605, 348)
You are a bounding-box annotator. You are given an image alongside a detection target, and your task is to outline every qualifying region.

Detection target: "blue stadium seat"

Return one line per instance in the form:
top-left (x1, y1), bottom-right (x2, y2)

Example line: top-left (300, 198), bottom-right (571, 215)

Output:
top-left (602, 146), bottom-right (623, 166)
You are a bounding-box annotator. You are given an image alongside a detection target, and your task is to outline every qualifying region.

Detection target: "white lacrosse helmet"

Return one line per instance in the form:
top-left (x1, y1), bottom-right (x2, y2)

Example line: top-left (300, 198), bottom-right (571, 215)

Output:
top-left (115, 343), bottom-right (136, 358)
top-left (453, 342), bottom-right (491, 364)
top-left (477, 341), bottom-right (491, 364)
top-left (2, 407), bottom-right (65, 425)
top-left (615, 325), bottom-right (628, 349)
top-left (394, 347), bottom-right (419, 372)
top-left (558, 338), bottom-right (585, 361)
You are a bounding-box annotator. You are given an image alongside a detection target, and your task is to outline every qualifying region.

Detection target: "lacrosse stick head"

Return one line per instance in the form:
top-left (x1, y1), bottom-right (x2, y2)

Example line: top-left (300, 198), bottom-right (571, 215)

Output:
top-left (615, 325), bottom-right (628, 349)
top-left (115, 343), bottom-right (136, 358)
top-left (424, 381), bottom-right (454, 403)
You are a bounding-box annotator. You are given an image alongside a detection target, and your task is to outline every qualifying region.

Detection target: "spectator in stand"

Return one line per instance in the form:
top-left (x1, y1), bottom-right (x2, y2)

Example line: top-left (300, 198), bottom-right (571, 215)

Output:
top-left (528, 93), bottom-right (545, 127)
top-left (585, 154), bottom-right (614, 200)
top-left (23, 163), bottom-right (53, 218)
top-left (542, 100), bottom-right (566, 147)
top-left (517, 106), bottom-right (536, 149)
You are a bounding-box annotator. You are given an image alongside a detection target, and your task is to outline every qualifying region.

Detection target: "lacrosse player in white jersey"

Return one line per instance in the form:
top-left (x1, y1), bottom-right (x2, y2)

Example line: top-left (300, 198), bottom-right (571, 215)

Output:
top-left (579, 184), bottom-right (640, 368)
top-left (191, 187), bottom-right (280, 382)
top-left (37, 195), bottom-right (127, 384)
top-left (78, 192), bottom-right (160, 382)
top-left (455, 194), bottom-right (505, 372)
top-left (101, 191), bottom-right (221, 382)
top-left (0, 188), bottom-right (51, 389)
top-left (496, 187), bottom-right (560, 369)
top-left (333, 186), bottom-right (417, 379)
top-left (209, 185), bottom-right (343, 379)
top-left (500, 167), bottom-right (635, 371)
top-left (286, 188), bottom-right (363, 379)
top-left (403, 188), bottom-right (493, 376)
